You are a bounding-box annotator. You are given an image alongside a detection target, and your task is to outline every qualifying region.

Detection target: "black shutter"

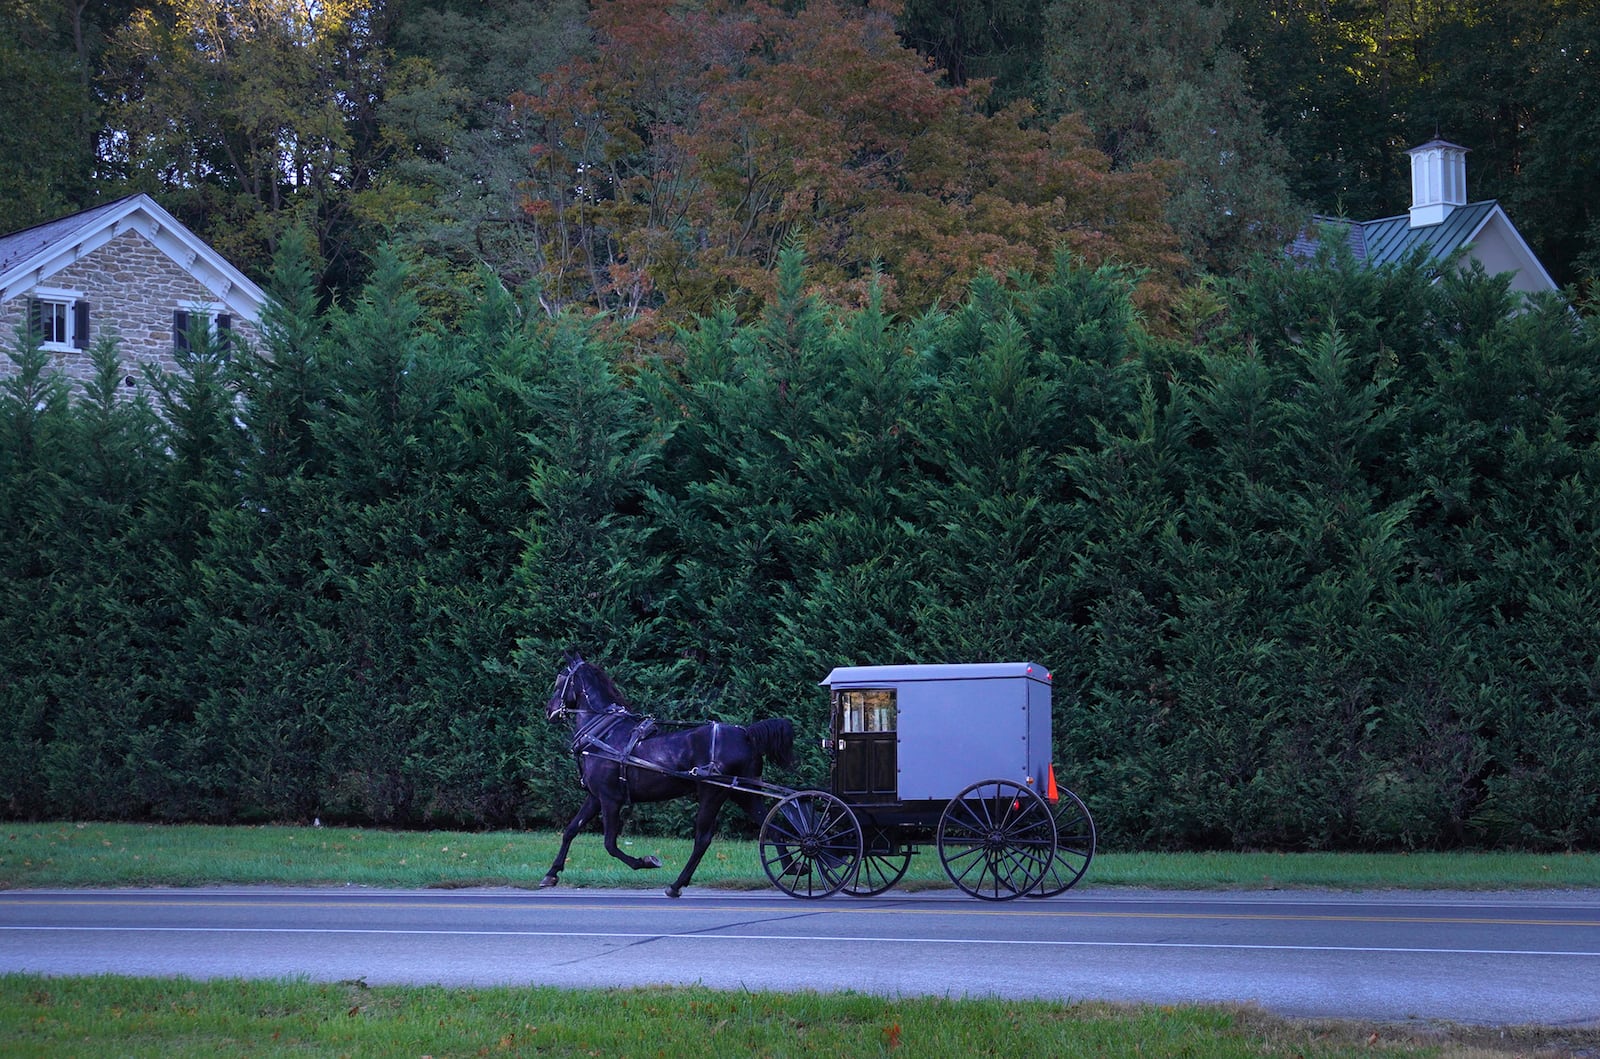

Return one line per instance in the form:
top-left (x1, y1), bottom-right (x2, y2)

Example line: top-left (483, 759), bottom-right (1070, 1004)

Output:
top-left (173, 310), bottom-right (190, 352)
top-left (216, 313), bottom-right (233, 351)
top-left (73, 301), bottom-right (90, 349)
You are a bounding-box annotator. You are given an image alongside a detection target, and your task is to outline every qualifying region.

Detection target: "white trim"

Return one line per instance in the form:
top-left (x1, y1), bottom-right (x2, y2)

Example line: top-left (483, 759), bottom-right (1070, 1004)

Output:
top-left (30, 292), bottom-right (80, 352)
top-left (0, 194), bottom-right (267, 322)
top-left (1458, 205), bottom-right (1560, 293)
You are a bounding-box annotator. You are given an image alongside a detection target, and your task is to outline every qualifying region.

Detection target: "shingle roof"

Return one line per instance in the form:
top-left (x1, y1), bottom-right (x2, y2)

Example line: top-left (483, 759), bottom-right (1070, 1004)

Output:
top-left (0, 195), bottom-right (142, 274)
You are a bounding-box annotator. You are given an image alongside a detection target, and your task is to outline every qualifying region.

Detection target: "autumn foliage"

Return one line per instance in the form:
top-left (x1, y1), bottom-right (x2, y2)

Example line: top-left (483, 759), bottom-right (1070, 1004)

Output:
top-left (510, 0), bottom-right (1183, 333)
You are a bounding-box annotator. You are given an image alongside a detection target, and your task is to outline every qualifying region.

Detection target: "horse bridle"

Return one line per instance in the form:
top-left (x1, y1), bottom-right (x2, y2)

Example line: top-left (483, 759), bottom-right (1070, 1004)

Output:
top-left (549, 659), bottom-right (582, 721)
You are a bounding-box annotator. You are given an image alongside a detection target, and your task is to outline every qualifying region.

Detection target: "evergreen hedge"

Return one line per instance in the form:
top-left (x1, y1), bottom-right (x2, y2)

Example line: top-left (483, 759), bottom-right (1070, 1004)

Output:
top-left (3, 241), bottom-right (1596, 850)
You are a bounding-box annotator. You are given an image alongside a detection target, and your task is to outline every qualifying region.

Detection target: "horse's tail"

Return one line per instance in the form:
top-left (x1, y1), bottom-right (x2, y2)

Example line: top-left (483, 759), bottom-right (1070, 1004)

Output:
top-left (743, 717), bottom-right (795, 768)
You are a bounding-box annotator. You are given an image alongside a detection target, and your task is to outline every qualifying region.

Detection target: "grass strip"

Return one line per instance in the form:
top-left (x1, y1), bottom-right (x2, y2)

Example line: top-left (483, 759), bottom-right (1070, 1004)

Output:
top-left (3, 822), bottom-right (1598, 892)
top-left (6, 973), bottom-right (1594, 1058)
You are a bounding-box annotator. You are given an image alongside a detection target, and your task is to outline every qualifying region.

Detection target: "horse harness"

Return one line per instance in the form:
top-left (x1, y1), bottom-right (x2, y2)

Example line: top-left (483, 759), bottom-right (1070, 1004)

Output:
top-left (555, 662), bottom-right (728, 801)
top-left (569, 706), bottom-right (728, 801)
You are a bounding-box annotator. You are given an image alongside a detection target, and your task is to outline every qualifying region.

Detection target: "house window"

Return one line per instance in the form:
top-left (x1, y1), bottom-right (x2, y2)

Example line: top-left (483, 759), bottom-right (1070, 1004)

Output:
top-left (173, 307), bottom-right (233, 353)
top-left (27, 290), bottom-right (90, 351)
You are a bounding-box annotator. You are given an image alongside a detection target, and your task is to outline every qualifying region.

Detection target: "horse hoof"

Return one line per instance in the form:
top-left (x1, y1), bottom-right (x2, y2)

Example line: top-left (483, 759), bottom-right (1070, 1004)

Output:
top-left (665, 886), bottom-right (682, 898)
top-left (538, 875), bottom-right (559, 889)
top-left (640, 855), bottom-right (662, 869)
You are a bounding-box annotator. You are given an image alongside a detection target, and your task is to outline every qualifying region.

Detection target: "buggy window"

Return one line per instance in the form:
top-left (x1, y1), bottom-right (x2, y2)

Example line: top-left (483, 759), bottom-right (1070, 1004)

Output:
top-left (839, 689), bottom-right (895, 733)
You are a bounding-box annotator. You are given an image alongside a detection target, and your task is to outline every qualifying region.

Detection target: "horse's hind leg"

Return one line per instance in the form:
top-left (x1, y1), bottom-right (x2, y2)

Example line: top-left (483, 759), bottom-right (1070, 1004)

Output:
top-left (541, 793), bottom-right (600, 888)
top-left (599, 798), bottom-right (664, 873)
top-left (665, 789), bottom-right (726, 899)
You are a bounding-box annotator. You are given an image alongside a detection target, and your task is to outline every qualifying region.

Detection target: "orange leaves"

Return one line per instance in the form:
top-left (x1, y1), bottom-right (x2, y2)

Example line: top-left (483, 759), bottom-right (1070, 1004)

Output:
top-left (510, 0), bottom-right (1184, 335)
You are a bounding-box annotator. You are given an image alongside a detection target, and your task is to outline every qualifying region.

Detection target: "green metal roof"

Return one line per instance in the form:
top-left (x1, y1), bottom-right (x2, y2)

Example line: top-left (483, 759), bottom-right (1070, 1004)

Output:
top-left (1354, 200), bottom-right (1499, 267)
top-left (1292, 201), bottom-right (1500, 269)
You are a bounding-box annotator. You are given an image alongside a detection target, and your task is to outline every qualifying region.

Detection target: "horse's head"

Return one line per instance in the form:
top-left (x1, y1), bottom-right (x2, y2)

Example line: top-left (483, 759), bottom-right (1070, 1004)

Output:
top-left (546, 652), bottom-right (587, 722)
top-left (547, 651), bottom-right (630, 721)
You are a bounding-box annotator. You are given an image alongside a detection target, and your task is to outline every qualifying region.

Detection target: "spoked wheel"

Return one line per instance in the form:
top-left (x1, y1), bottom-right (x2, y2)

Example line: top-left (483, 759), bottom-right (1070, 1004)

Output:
top-left (759, 790), bottom-right (863, 899)
top-left (937, 779), bottom-right (1057, 901)
top-left (1029, 785), bottom-right (1096, 897)
top-left (842, 827), bottom-right (913, 897)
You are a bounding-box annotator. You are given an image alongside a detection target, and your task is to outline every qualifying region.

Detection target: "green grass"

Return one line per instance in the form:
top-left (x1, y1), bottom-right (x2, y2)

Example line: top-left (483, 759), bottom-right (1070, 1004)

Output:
top-left (2, 821), bottom-right (1597, 892)
top-left (2, 973), bottom-right (1592, 1058)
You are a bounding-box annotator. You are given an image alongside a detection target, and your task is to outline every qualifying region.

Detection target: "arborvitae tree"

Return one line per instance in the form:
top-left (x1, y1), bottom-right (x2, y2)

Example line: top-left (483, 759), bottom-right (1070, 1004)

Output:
top-left (510, 312), bottom-right (676, 822)
top-left (1397, 280), bottom-right (1600, 848)
top-left (1258, 328), bottom-right (1411, 846)
top-left (304, 246), bottom-right (472, 823)
top-left (911, 292), bottom-right (1077, 661)
top-left (422, 278), bottom-right (559, 825)
top-left (242, 226), bottom-right (330, 483)
top-left (33, 338), bottom-right (179, 816)
top-left (913, 259), bottom-right (1157, 809)
top-left (763, 283), bottom-right (931, 783)
top-left (1058, 375), bottom-right (1192, 845)
top-left (640, 248), bottom-right (837, 705)
top-left (0, 329), bottom-right (76, 815)
top-left (183, 233), bottom-right (333, 821)
top-left (146, 314), bottom-right (248, 565)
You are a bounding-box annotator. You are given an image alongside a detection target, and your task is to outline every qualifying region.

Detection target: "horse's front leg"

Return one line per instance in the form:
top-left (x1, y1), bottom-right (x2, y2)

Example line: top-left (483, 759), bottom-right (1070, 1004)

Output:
top-left (540, 793), bottom-right (600, 888)
top-left (599, 796), bottom-right (664, 873)
top-left (665, 787), bottom-right (726, 898)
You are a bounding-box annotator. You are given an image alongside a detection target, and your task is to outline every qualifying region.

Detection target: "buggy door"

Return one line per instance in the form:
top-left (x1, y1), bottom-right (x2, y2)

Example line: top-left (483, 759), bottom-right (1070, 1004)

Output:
top-left (833, 688), bottom-right (897, 800)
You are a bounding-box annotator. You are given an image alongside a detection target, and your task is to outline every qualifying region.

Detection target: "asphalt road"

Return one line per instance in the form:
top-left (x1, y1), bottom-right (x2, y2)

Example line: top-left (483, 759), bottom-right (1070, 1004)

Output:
top-left (3, 886), bottom-right (1598, 1028)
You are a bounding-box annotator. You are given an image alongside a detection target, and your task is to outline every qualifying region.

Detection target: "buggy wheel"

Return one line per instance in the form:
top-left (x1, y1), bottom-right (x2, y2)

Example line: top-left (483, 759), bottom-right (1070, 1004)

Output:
top-left (1028, 785), bottom-right (1096, 897)
top-left (842, 828), bottom-right (912, 897)
top-left (937, 780), bottom-right (1056, 901)
top-left (759, 790), bottom-right (863, 899)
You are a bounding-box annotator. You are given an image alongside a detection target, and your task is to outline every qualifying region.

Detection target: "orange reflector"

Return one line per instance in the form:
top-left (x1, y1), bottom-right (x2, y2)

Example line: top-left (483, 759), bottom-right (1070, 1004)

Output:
top-left (1045, 763), bottom-right (1060, 803)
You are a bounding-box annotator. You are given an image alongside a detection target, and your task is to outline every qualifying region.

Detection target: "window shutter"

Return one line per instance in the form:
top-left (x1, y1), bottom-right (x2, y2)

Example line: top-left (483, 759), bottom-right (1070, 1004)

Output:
top-left (27, 298), bottom-right (43, 340)
top-left (73, 301), bottom-right (90, 349)
top-left (173, 310), bottom-right (190, 352)
top-left (216, 313), bottom-right (233, 351)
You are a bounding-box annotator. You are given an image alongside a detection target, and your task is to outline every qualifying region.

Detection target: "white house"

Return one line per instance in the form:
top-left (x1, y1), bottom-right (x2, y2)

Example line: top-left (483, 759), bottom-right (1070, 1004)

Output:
top-left (0, 194), bottom-right (267, 391)
top-left (1291, 139), bottom-right (1559, 295)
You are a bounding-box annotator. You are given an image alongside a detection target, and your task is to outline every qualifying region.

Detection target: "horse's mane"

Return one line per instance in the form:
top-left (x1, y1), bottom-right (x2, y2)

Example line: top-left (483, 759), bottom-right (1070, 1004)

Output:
top-left (587, 661), bottom-right (631, 708)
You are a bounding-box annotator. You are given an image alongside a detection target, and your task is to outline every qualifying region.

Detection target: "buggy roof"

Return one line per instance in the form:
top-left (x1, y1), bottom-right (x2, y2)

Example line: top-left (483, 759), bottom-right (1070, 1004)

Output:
top-left (819, 662), bottom-right (1049, 686)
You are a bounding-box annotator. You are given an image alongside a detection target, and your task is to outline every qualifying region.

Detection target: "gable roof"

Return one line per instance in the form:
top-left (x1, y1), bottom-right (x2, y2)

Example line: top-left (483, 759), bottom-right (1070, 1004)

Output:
top-left (1293, 200), bottom-right (1498, 265)
top-left (1291, 200), bottom-right (1558, 293)
top-left (0, 194), bottom-right (268, 322)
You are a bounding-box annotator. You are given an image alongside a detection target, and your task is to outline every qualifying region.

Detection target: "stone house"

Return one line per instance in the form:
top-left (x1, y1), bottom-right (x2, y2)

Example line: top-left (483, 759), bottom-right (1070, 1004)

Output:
top-left (1291, 139), bottom-right (1559, 295)
top-left (0, 193), bottom-right (267, 394)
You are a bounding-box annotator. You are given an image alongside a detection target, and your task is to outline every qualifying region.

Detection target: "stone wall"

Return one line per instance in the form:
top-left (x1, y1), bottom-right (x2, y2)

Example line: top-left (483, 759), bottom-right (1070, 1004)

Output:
top-left (0, 230), bottom-right (262, 396)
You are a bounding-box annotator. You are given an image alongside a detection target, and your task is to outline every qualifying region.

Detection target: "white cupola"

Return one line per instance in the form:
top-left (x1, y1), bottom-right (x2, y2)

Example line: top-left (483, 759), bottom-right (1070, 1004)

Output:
top-left (1407, 139), bottom-right (1469, 228)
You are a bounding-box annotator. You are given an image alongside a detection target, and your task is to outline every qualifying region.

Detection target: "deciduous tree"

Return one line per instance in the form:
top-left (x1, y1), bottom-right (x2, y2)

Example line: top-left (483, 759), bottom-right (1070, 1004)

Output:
top-left (103, 0), bottom-right (387, 289)
top-left (509, 0), bottom-right (1182, 337)
top-left (1040, 0), bottom-right (1302, 275)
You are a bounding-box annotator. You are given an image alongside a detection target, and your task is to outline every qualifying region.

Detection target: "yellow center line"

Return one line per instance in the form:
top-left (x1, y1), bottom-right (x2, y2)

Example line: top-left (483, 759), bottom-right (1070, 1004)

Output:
top-left (4, 895), bottom-right (1599, 930)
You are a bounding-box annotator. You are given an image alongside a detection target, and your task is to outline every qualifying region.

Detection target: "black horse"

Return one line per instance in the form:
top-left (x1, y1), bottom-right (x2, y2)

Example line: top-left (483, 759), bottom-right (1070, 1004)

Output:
top-left (539, 652), bottom-right (796, 898)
